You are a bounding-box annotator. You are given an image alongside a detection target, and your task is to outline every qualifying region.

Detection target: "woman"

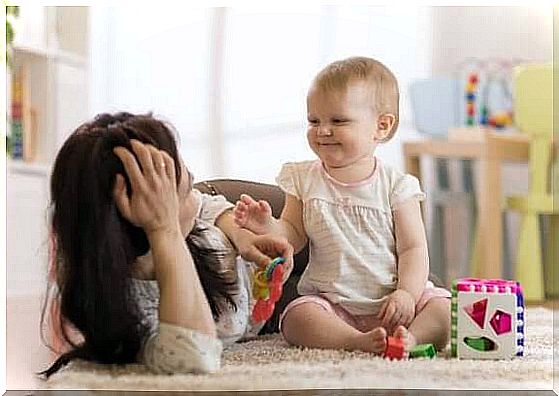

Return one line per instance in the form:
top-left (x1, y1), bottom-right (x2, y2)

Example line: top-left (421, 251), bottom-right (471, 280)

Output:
top-left (41, 112), bottom-right (293, 377)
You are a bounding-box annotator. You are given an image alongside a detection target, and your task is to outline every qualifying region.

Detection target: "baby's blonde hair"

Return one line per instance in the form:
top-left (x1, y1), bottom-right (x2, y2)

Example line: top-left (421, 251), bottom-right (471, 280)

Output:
top-left (311, 56), bottom-right (400, 142)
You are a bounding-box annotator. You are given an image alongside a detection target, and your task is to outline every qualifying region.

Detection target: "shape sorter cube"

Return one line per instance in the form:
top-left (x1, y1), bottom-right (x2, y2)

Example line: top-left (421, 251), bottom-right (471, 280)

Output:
top-left (451, 278), bottom-right (524, 360)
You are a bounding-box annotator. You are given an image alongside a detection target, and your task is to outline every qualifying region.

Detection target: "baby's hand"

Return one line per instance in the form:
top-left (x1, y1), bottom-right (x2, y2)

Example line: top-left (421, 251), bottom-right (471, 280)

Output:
top-left (378, 289), bottom-right (416, 333)
top-left (233, 194), bottom-right (274, 235)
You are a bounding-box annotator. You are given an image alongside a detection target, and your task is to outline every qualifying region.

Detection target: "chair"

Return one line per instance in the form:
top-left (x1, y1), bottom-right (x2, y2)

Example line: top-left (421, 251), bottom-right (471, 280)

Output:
top-left (505, 64), bottom-right (557, 301)
top-left (409, 78), bottom-right (478, 286)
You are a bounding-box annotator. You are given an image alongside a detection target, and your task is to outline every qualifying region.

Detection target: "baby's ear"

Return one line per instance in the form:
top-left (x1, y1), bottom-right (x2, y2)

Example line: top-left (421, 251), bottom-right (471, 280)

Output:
top-left (375, 113), bottom-right (396, 141)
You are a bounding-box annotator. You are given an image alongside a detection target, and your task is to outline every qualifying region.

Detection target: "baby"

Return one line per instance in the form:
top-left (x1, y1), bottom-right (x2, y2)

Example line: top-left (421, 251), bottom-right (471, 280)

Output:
top-left (234, 57), bottom-right (451, 354)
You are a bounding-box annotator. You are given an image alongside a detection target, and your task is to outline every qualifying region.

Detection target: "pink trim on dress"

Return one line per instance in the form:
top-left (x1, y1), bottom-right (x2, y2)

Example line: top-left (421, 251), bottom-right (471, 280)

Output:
top-left (319, 157), bottom-right (378, 188)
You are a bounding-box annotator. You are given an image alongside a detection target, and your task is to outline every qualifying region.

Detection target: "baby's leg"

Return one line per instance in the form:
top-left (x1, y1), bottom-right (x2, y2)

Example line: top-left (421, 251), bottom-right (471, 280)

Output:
top-left (280, 298), bottom-right (387, 354)
top-left (394, 297), bottom-right (451, 351)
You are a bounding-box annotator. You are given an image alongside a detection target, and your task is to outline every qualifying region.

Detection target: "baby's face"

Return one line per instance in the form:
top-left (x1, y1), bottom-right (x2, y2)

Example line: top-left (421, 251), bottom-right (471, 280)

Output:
top-left (306, 80), bottom-right (379, 169)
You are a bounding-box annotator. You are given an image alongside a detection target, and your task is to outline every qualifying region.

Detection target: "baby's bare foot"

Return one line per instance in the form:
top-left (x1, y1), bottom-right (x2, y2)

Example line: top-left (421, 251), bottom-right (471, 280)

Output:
top-left (393, 325), bottom-right (417, 351)
top-left (365, 326), bottom-right (387, 354)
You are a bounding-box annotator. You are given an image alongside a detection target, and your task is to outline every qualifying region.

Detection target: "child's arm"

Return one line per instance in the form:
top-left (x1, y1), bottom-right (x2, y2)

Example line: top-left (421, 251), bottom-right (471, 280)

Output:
top-left (234, 193), bottom-right (308, 254)
top-left (393, 199), bottom-right (429, 302)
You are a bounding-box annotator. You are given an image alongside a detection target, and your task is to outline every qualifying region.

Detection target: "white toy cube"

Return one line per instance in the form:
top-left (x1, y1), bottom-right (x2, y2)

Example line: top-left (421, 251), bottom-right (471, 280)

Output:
top-left (451, 278), bottom-right (524, 359)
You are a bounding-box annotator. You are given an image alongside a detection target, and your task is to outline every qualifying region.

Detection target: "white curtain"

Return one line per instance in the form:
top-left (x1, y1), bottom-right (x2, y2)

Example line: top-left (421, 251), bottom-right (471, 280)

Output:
top-left (90, 5), bottom-right (431, 183)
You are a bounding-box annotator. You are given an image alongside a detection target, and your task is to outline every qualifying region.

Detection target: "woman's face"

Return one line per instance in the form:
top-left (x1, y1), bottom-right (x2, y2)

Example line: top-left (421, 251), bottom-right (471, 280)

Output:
top-left (177, 157), bottom-right (199, 237)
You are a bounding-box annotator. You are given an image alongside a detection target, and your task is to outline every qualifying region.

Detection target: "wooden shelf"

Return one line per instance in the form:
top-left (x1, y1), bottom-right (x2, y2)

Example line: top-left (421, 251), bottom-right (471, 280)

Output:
top-left (11, 44), bottom-right (50, 58)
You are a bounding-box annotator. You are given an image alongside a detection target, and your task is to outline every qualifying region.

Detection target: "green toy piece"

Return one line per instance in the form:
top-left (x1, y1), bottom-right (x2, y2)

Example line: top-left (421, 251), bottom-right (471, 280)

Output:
top-left (409, 343), bottom-right (436, 359)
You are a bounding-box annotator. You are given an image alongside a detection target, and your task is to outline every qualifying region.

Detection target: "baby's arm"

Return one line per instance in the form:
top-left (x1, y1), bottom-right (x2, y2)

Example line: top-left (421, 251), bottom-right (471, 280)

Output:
top-left (234, 193), bottom-right (308, 254)
top-left (393, 199), bottom-right (429, 302)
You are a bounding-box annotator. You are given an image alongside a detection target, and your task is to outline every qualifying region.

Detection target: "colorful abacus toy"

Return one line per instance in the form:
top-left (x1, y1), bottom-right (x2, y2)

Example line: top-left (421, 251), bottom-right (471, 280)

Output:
top-left (451, 278), bottom-right (524, 360)
top-left (465, 73), bottom-right (479, 126)
top-left (251, 257), bottom-right (286, 322)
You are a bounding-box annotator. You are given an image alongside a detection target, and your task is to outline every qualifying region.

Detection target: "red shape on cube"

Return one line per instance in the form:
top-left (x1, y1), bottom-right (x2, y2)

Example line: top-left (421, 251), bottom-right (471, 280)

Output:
top-left (490, 309), bottom-right (512, 335)
top-left (384, 336), bottom-right (406, 360)
top-left (464, 298), bottom-right (488, 329)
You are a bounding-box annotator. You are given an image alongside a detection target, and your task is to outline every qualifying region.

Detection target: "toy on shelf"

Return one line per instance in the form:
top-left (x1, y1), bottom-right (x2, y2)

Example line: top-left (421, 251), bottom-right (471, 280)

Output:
top-left (451, 278), bottom-right (524, 360)
top-left (465, 73), bottom-right (479, 126)
top-left (409, 343), bottom-right (436, 359)
top-left (384, 336), bottom-right (406, 360)
top-left (458, 58), bottom-right (515, 130)
top-left (251, 257), bottom-right (286, 322)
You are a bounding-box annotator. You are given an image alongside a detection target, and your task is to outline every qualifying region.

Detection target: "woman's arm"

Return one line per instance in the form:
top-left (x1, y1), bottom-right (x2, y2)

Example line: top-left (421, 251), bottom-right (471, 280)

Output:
top-left (113, 140), bottom-right (216, 336)
top-left (148, 228), bottom-right (216, 336)
top-left (393, 199), bottom-right (429, 302)
top-left (216, 209), bottom-right (295, 282)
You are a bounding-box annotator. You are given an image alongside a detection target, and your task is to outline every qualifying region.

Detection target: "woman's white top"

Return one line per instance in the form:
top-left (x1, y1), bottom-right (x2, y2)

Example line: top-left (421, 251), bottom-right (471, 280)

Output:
top-left (131, 190), bottom-right (263, 374)
top-left (276, 158), bottom-right (429, 316)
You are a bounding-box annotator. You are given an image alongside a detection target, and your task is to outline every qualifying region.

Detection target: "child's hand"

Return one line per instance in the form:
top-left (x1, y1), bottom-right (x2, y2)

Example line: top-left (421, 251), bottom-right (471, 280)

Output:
top-left (233, 194), bottom-right (274, 235)
top-left (378, 289), bottom-right (416, 333)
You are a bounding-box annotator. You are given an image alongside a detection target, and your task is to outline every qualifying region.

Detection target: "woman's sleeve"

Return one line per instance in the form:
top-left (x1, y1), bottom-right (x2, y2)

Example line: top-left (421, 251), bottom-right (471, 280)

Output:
top-left (131, 279), bottom-right (223, 374)
top-left (275, 162), bottom-right (301, 199)
top-left (194, 189), bottom-right (235, 224)
top-left (141, 322), bottom-right (223, 374)
top-left (390, 174), bottom-right (426, 210)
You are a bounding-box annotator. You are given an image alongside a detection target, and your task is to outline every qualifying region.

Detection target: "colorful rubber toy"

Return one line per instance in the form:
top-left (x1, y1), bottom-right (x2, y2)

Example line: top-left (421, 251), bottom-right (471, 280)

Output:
top-left (451, 278), bottom-right (524, 360)
top-left (384, 336), bottom-right (406, 360)
top-left (251, 257), bottom-right (286, 322)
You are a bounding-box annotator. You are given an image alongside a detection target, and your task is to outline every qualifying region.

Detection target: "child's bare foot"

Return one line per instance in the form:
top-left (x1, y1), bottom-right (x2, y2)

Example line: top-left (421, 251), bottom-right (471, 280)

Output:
top-left (393, 325), bottom-right (417, 351)
top-left (361, 326), bottom-right (387, 354)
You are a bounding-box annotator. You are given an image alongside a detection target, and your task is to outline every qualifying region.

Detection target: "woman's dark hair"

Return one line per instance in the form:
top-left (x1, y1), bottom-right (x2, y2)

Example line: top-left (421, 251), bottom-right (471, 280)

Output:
top-left (40, 112), bottom-right (237, 378)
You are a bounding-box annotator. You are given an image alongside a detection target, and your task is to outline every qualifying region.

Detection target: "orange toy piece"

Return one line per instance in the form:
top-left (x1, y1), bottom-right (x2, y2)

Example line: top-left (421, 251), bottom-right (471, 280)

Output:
top-left (384, 336), bottom-right (407, 360)
top-left (251, 257), bottom-right (286, 322)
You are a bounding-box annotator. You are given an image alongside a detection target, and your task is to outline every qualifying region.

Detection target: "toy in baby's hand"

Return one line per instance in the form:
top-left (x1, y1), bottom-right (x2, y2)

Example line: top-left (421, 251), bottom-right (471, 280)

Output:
top-left (251, 257), bottom-right (286, 322)
top-left (451, 278), bottom-right (524, 360)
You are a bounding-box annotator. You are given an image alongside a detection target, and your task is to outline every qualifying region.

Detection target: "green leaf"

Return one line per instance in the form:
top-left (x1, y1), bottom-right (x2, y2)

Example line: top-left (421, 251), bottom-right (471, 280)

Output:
top-left (6, 21), bottom-right (13, 44)
top-left (6, 6), bottom-right (19, 17)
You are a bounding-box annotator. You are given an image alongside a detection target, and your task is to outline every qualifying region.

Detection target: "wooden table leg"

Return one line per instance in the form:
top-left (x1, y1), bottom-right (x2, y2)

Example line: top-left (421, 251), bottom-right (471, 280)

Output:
top-left (404, 148), bottom-right (421, 180)
top-left (477, 143), bottom-right (502, 279)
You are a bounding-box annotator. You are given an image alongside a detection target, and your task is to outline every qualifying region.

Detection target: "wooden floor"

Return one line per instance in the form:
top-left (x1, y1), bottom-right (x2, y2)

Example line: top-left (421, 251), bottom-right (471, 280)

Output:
top-left (6, 295), bottom-right (558, 392)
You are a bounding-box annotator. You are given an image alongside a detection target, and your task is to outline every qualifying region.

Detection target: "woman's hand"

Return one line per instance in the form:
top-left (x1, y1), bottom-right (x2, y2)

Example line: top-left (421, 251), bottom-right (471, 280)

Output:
top-left (237, 232), bottom-right (294, 284)
top-left (113, 139), bottom-right (181, 238)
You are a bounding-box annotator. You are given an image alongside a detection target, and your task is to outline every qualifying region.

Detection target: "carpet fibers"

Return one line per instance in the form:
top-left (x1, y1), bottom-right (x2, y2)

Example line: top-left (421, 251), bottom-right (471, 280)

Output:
top-left (46, 307), bottom-right (555, 391)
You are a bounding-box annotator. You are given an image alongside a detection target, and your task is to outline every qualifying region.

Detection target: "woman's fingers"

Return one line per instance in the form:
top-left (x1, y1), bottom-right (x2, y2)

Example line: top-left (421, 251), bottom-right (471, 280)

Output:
top-left (241, 244), bottom-right (272, 268)
top-left (161, 151), bottom-right (176, 184)
top-left (145, 144), bottom-right (167, 179)
top-left (113, 174), bottom-right (133, 221)
top-left (130, 139), bottom-right (156, 177)
top-left (113, 146), bottom-right (146, 192)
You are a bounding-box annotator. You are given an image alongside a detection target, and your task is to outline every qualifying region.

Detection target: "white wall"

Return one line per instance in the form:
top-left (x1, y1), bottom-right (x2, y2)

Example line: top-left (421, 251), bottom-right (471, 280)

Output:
top-left (430, 6), bottom-right (552, 75)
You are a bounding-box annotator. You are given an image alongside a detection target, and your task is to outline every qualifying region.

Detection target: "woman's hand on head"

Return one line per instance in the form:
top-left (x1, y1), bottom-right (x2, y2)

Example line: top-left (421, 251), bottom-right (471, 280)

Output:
top-left (113, 139), bottom-right (181, 238)
top-left (237, 232), bottom-right (294, 283)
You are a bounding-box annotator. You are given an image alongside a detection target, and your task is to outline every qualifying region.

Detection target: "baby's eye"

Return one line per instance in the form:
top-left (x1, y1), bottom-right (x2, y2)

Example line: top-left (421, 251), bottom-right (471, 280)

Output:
top-left (332, 119), bottom-right (349, 124)
top-left (307, 119), bottom-right (319, 126)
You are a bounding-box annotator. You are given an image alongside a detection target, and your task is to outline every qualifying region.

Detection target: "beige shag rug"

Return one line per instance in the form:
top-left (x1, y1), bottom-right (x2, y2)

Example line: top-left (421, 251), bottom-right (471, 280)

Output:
top-left (46, 307), bottom-right (555, 391)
